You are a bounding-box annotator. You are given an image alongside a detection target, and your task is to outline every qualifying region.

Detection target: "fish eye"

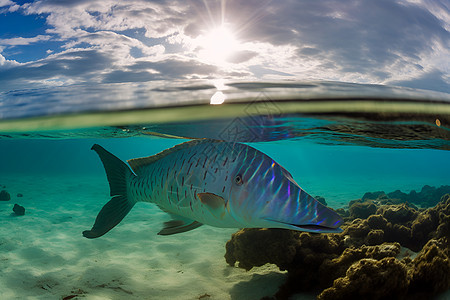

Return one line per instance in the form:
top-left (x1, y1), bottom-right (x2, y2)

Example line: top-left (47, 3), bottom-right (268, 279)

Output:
top-left (234, 174), bottom-right (243, 185)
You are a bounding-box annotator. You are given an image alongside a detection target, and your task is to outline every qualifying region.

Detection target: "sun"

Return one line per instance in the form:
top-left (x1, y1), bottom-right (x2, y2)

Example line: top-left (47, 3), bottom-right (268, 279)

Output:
top-left (196, 25), bottom-right (239, 65)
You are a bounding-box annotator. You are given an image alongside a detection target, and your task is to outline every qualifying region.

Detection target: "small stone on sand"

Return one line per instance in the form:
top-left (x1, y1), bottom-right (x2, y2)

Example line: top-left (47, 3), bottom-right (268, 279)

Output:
top-left (13, 204), bottom-right (25, 216)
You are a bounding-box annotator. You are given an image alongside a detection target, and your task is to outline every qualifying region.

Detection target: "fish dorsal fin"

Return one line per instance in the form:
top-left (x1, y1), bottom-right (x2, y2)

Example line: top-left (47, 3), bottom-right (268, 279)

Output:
top-left (279, 164), bottom-right (294, 180)
top-left (127, 139), bottom-right (214, 175)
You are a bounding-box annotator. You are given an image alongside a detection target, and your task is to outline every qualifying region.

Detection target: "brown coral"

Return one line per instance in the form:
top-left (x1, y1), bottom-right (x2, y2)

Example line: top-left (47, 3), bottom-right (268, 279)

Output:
top-left (224, 193), bottom-right (450, 299)
top-left (409, 238), bottom-right (450, 295)
top-left (224, 228), bottom-right (298, 271)
top-left (349, 200), bottom-right (377, 219)
top-left (318, 257), bottom-right (409, 300)
top-left (377, 203), bottom-right (418, 224)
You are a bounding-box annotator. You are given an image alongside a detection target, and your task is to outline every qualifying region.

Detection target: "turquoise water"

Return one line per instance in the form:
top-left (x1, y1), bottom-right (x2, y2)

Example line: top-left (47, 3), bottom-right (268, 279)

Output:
top-left (0, 81), bottom-right (449, 299)
top-left (1, 137), bottom-right (449, 206)
top-left (0, 136), bottom-right (448, 299)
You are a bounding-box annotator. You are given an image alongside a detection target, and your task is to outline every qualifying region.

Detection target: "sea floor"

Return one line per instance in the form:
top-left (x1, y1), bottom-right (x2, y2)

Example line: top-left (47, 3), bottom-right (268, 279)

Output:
top-left (0, 174), bottom-right (307, 300)
top-left (1, 171), bottom-right (449, 299)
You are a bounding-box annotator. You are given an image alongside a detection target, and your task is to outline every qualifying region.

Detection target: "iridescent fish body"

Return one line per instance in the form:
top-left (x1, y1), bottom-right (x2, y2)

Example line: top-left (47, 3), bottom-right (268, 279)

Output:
top-left (83, 139), bottom-right (343, 238)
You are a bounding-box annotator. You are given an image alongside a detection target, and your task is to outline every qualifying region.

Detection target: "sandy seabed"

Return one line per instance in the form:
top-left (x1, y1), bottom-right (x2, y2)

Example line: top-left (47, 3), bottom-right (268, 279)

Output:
top-left (0, 174), bottom-right (310, 300)
top-left (2, 174), bottom-right (448, 300)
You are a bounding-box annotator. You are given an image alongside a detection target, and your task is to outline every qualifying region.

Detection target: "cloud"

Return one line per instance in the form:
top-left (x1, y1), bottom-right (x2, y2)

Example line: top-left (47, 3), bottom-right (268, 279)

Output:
top-left (0, 52), bottom-right (19, 68)
top-left (389, 69), bottom-right (450, 93)
top-left (0, 0), bottom-right (19, 12)
top-left (0, 0), bottom-right (447, 93)
top-left (0, 35), bottom-right (52, 46)
top-left (0, 49), bottom-right (113, 91)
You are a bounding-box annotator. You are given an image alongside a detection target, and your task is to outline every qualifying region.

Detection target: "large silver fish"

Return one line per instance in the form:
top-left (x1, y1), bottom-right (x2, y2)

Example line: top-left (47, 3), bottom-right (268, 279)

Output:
top-left (83, 139), bottom-right (343, 238)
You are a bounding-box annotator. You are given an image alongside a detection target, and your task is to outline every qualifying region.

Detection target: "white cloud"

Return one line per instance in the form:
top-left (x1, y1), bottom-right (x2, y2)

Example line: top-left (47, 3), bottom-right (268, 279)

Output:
top-left (0, 35), bottom-right (52, 46)
top-left (0, 0), bottom-right (14, 7)
top-left (0, 52), bottom-right (19, 68)
top-left (0, 0), bottom-right (447, 92)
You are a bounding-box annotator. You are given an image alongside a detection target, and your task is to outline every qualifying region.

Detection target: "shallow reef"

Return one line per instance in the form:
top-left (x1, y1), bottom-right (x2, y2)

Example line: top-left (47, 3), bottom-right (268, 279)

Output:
top-left (225, 188), bottom-right (450, 300)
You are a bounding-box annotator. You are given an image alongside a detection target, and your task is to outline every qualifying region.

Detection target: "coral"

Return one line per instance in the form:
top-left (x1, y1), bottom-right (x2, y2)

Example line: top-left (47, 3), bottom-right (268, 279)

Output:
top-left (318, 243), bottom-right (401, 288)
top-left (366, 214), bottom-right (388, 230)
top-left (409, 238), bottom-right (450, 295)
top-left (362, 185), bottom-right (450, 208)
top-left (0, 190), bottom-right (11, 201)
top-left (361, 191), bottom-right (386, 201)
top-left (225, 228), bottom-right (298, 271)
top-left (377, 203), bottom-right (418, 224)
top-left (224, 193), bottom-right (450, 299)
top-left (318, 257), bottom-right (409, 300)
top-left (335, 208), bottom-right (349, 218)
top-left (410, 210), bottom-right (438, 249)
top-left (366, 229), bottom-right (384, 245)
top-left (349, 200), bottom-right (377, 219)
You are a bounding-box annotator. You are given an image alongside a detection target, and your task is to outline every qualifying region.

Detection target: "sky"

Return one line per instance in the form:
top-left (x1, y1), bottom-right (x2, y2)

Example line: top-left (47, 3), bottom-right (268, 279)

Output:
top-left (0, 0), bottom-right (449, 93)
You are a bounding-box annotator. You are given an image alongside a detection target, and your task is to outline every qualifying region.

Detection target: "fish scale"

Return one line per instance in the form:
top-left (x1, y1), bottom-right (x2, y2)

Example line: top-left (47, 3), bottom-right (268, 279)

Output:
top-left (83, 139), bottom-right (343, 239)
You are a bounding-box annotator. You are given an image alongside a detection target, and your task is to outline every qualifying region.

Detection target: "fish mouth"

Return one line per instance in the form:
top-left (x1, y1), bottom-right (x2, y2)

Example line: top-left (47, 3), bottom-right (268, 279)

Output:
top-left (291, 223), bottom-right (343, 233)
top-left (263, 218), bottom-right (343, 233)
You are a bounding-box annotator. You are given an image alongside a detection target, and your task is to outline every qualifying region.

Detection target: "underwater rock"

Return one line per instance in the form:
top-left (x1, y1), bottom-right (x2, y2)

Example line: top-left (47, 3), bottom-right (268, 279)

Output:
top-left (349, 200), bottom-right (377, 219)
top-left (225, 228), bottom-right (298, 271)
top-left (318, 243), bottom-right (401, 289)
top-left (363, 185), bottom-right (450, 208)
top-left (410, 210), bottom-right (438, 250)
top-left (366, 214), bottom-right (388, 230)
top-left (315, 196), bottom-right (328, 206)
top-left (410, 194), bottom-right (449, 250)
top-left (318, 257), bottom-right (409, 300)
top-left (225, 193), bottom-right (450, 299)
top-left (335, 208), bottom-right (349, 218)
top-left (366, 229), bottom-right (384, 246)
top-left (377, 204), bottom-right (418, 224)
top-left (13, 204), bottom-right (25, 215)
top-left (0, 190), bottom-right (11, 201)
top-left (361, 191), bottom-right (386, 201)
top-left (409, 238), bottom-right (450, 295)
top-left (386, 189), bottom-right (410, 203)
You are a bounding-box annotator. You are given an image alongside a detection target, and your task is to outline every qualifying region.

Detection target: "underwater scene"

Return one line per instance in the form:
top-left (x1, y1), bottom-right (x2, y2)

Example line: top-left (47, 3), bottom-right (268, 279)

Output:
top-left (1, 1), bottom-right (450, 299)
top-left (0, 81), bottom-right (449, 300)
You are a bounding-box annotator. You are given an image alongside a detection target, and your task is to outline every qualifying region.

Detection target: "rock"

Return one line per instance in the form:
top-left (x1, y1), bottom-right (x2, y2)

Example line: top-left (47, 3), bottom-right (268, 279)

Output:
top-left (318, 242), bottom-right (402, 288)
top-left (225, 228), bottom-right (298, 271)
top-left (13, 204), bottom-right (25, 216)
top-left (349, 201), bottom-right (377, 219)
top-left (0, 190), bottom-right (11, 201)
top-left (367, 214), bottom-right (388, 230)
top-left (411, 211), bottom-right (438, 250)
top-left (224, 194), bottom-right (450, 299)
top-left (386, 189), bottom-right (410, 203)
top-left (318, 257), bottom-right (409, 300)
top-left (366, 229), bottom-right (384, 246)
top-left (344, 219), bottom-right (370, 241)
top-left (409, 238), bottom-right (450, 295)
top-left (377, 204), bottom-right (418, 224)
top-left (315, 196), bottom-right (328, 206)
top-left (361, 191), bottom-right (386, 201)
top-left (335, 208), bottom-right (349, 218)
top-left (360, 185), bottom-right (450, 208)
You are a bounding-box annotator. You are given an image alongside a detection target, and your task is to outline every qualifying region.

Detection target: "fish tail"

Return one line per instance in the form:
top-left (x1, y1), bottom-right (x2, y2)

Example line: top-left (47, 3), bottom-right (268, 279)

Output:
top-left (83, 144), bottom-right (136, 239)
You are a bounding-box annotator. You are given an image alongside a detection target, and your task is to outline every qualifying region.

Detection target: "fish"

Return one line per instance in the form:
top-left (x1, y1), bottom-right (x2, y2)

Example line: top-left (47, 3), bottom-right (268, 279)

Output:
top-left (83, 139), bottom-right (343, 238)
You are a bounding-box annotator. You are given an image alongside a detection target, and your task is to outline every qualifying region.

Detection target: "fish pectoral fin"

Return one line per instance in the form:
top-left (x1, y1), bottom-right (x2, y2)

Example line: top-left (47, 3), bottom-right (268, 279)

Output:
top-left (158, 220), bottom-right (203, 235)
top-left (197, 193), bottom-right (225, 209)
